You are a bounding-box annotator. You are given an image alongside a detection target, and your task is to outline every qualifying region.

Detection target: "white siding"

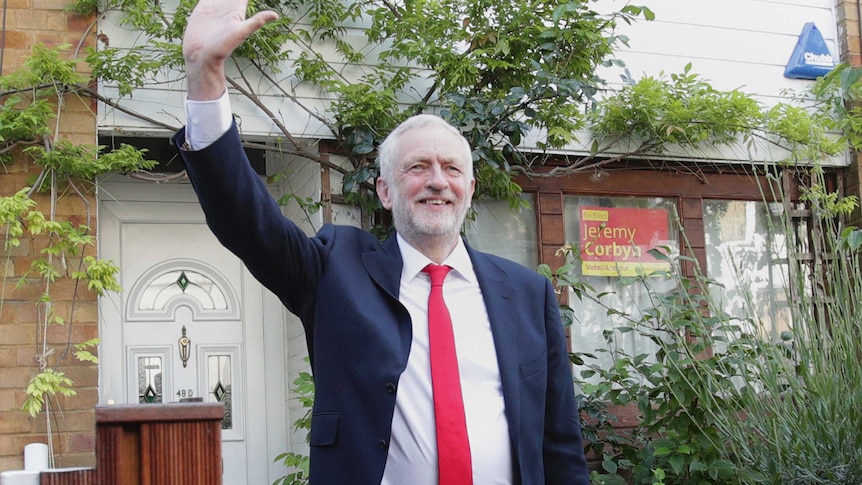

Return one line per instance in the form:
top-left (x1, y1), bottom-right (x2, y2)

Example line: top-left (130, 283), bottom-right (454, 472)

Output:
top-left (598, 0), bottom-right (837, 102)
top-left (541, 0), bottom-right (844, 163)
top-left (96, 0), bottom-right (842, 154)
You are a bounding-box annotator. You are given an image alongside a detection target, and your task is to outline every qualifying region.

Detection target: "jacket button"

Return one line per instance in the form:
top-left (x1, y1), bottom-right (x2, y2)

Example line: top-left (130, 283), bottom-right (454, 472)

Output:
top-left (378, 439), bottom-right (389, 450)
top-left (385, 382), bottom-right (396, 395)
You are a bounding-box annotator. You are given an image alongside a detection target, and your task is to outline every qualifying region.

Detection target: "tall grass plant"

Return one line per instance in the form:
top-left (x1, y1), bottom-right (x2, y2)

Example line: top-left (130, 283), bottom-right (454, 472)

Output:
top-left (705, 169), bottom-right (862, 484)
top-left (548, 169), bottom-right (862, 484)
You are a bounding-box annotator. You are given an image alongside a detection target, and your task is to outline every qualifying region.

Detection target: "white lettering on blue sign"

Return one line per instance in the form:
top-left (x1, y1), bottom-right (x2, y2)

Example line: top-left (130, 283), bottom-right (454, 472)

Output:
top-left (804, 52), bottom-right (834, 67)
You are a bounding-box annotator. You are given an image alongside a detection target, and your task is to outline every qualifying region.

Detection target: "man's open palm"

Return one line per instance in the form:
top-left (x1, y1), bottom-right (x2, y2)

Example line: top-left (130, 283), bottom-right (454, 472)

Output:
top-left (183, 0), bottom-right (278, 100)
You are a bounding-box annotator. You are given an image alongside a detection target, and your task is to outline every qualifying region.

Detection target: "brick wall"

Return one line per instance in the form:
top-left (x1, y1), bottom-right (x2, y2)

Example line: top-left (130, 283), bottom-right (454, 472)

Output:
top-left (0, 0), bottom-right (97, 472)
top-left (837, 0), bottom-right (862, 225)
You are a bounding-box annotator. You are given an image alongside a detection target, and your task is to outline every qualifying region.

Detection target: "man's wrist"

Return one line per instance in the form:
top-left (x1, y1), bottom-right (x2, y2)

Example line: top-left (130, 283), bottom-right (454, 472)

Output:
top-left (185, 60), bottom-right (228, 101)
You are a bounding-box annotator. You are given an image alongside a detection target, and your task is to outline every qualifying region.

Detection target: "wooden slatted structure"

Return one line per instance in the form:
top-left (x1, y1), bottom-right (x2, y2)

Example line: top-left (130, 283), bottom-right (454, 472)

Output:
top-left (39, 468), bottom-right (96, 485)
top-left (35, 402), bottom-right (224, 485)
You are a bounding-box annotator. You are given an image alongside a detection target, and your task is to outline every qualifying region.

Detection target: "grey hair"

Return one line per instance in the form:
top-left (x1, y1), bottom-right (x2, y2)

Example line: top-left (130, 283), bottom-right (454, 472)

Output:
top-left (377, 114), bottom-right (473, 182)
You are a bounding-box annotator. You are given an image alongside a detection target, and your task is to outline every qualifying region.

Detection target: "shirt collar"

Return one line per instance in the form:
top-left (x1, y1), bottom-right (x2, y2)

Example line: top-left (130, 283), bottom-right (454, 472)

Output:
top-left (397, 233), bottom-right (477, 284)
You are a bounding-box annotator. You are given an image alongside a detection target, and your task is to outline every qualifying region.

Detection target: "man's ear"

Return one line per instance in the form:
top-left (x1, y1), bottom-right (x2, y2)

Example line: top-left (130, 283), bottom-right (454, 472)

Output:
top-left (376, 177), bottom-right (393, 210)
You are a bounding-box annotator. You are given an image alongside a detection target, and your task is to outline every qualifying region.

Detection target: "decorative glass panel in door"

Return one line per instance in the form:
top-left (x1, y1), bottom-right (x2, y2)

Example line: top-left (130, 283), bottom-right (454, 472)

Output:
top-left (200, 347), bottom-right (241, 434)
top-left (137, 356), bottom-right (163, 404)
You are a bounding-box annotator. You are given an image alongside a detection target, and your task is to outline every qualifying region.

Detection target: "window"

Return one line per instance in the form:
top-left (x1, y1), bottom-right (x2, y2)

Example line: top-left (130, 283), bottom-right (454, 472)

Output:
top-left (563, 195), bottom-right (679, 385)
top-left (207, 354), bottom-right (234, 430)
top-left (137, 356), bottom-right (163, 404)
top-left (138, 270), bottom-right (228, 311)
top-left (703, 200), bottom-right (795, 340)
top-left (466, 195), bottom-right (538, 270)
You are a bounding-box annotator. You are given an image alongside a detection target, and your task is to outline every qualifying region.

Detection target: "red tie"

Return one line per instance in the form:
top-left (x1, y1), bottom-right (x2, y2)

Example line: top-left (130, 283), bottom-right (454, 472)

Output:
top-left (423, 264), bottom-right (473, 485)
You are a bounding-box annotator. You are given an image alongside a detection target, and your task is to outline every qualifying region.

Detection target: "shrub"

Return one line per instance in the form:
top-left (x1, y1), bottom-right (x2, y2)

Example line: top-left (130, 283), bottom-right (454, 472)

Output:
top-left (547, 170), bottom-right (862, 484)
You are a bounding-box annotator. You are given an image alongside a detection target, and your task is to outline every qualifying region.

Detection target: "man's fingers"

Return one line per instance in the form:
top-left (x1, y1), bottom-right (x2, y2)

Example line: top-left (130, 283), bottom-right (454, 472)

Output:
top-left (250, 10), bottom-right (280, 25)
top-left (242, 10), bottom-right (279, 37)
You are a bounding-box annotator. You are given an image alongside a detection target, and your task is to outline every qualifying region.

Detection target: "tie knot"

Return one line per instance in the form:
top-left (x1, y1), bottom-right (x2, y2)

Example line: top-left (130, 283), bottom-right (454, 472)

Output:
top-left (423, 264), bottom-right (451, 286)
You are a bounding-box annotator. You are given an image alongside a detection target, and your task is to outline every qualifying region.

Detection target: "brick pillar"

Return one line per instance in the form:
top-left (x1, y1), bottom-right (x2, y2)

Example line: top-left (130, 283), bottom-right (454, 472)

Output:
top-left (0, 0), bottom-right (98, 473)
top-left (837, 0), bottom-right (862, 225)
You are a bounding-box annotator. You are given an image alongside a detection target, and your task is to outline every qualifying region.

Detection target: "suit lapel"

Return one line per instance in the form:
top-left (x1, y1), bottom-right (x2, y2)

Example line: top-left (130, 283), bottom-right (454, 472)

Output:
top-left (362, 235), bottom-right (404, 300)
top-left (467, 246), bottom-right (522, 458)
top-left (361, 235), bottom-right (416, 371)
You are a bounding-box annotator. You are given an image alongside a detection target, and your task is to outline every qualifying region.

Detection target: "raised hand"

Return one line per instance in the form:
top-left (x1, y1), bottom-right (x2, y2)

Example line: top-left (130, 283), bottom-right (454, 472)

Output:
top-left (183, 0), bottom-right (278, 100)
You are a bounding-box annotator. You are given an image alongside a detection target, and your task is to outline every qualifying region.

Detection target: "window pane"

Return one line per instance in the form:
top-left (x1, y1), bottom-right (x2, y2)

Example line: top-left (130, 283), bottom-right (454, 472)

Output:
top-left (137, 356), bottom-right (163, 404)
top-left (465, 195), bottom-right (538, 270)
top-left (208, 354), bottom-right (233, 430)
top-left (564, 196), bottom-right (679, 386)
top-left (703, 200), bottom-right (793, 340)
top-left (138, 270), bottom-right (228, 311)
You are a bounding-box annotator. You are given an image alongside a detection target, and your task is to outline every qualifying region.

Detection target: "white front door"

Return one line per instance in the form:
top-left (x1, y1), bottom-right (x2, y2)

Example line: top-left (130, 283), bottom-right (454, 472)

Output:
top-left (98, 181), bottom-right (288, 485)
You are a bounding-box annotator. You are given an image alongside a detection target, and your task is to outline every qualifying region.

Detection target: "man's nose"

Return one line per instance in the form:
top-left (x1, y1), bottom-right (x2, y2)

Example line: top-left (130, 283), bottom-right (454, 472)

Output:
top-left (426, 164), bottom-right (448, 189)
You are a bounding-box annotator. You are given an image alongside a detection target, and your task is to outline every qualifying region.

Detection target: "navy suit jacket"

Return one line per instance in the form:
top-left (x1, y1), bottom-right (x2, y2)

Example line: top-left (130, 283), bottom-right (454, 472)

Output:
top-left (175, 124), bottom-right (590, 485)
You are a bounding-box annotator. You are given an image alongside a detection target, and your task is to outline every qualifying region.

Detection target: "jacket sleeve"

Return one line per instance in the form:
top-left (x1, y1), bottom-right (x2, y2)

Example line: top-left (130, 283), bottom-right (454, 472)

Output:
top-left (542, 277), bottom-right (591, 485)
top-left (173, 123), bottom-right (326, 322)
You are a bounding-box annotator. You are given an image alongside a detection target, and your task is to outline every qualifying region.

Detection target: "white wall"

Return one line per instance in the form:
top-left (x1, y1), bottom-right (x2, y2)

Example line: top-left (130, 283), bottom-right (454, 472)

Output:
top-left (597, 0), bottom-right (837, 102)
top-left (98, 0), bottom-right (838, 153)
top-left (266, 150), bottom-right (323, 456)
top-left (529, 0), bottom-right (843, 163)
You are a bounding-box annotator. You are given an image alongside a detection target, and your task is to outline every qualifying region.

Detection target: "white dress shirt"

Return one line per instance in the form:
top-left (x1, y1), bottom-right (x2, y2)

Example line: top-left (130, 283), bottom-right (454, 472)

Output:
top-left (184, 91), bottom-right (234, 151)
top-left (184, 96), bottom-right (513, 484)
top-left (382, 235), bottom-right (511, 485)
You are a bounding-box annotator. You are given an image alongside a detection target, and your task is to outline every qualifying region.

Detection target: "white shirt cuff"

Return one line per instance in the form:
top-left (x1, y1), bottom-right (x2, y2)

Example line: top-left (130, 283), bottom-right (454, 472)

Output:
top-left (184, 90), bottom-right (233, 150)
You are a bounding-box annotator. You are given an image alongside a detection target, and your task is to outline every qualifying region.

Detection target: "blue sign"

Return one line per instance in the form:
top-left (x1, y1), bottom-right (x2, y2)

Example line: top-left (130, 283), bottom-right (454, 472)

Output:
top-left (785, 23), bottom-right (836, 79)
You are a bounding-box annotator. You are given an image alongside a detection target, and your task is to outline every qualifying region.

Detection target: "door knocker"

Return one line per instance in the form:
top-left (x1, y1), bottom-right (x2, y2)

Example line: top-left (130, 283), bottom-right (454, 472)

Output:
top-left (178, 326), bottom-right (191, 368)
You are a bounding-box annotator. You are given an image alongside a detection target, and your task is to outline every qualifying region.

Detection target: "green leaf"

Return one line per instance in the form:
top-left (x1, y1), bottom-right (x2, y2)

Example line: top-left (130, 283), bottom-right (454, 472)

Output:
top-left (669, 455), bottom-right (685, 475)
top-left (654, 446), bottom-right (672, 456)
top-left (74, 350), bottom-right (99, 363)
top-left (602, 456), bottom-right (618, 474)
top-left (642, 7), bottom-right (656, 21)
top-left (559, 305), bottom-right (575, 327)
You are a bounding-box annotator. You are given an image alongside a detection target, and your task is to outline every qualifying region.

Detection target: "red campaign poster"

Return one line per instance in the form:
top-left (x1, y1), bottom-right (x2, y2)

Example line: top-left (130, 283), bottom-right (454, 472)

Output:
top-left (579, 206), bottom-right (671, 277)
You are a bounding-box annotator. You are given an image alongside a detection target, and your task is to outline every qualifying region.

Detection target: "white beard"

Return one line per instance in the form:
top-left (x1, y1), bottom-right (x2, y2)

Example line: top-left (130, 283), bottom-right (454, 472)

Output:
top-left (390, 190), bottom-right (468, 242)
